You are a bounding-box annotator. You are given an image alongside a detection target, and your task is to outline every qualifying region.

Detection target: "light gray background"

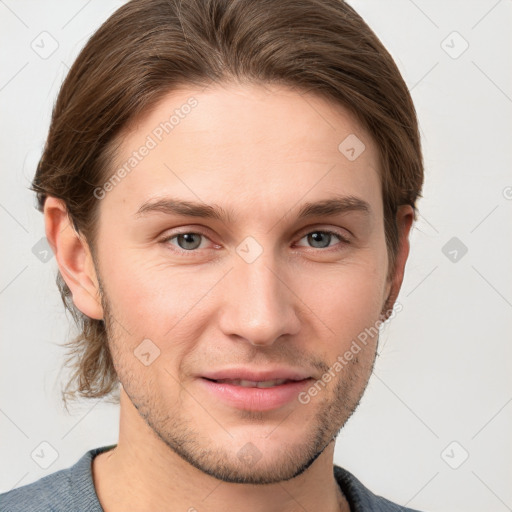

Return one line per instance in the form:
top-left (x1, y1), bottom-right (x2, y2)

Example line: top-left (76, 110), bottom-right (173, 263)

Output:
top-left (1, 1), bottom-right (511, 511)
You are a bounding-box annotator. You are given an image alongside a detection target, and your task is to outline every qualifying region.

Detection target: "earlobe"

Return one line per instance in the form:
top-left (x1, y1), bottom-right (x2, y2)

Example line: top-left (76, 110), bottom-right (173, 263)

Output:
top-left (44, 197), bottom-right (104, 320)
top-left (381, 205), bottom-right (414, 320)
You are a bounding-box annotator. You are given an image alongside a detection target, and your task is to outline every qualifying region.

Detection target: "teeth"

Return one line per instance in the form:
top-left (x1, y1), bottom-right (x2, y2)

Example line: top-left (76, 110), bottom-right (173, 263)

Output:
top-left (216, 378), bottom-right (289, 388)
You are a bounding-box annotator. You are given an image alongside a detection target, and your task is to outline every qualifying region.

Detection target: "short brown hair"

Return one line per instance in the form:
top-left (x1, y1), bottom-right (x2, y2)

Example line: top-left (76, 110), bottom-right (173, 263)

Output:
top-left (32, 0), bottom-right (424, 406)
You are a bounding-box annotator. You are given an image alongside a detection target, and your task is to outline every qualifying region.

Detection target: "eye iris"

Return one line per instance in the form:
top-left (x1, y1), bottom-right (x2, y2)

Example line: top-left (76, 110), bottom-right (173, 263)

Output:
top-left (177, 233), bottom-right (202, 250)
top-left (308, 232), bottom-right (331, 248)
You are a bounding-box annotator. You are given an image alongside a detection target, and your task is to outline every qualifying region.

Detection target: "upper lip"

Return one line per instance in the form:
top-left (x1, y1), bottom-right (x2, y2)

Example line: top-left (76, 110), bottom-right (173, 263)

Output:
top-left (200, 368), bottom-right (313, 382)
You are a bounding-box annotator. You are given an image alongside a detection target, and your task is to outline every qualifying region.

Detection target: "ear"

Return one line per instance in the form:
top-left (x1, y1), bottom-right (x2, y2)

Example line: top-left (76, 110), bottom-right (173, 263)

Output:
top-left (44, 197), bottom-right (104, 320)
top-left (381, 205), bottom-right (414, 320)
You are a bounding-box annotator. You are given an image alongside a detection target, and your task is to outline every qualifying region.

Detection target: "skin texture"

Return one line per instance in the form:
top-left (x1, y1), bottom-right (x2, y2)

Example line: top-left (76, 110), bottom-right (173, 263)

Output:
top-left (45, 83), bottom-right (413, 512)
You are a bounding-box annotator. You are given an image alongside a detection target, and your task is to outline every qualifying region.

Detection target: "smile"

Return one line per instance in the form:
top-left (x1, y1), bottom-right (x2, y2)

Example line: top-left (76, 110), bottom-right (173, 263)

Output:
top-left (199, 377), bottom-right (313, 411)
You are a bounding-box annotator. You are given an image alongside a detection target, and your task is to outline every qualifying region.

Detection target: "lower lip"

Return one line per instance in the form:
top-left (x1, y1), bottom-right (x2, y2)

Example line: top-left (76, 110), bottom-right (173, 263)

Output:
top-left (198, 378), bottom-right (313, 411)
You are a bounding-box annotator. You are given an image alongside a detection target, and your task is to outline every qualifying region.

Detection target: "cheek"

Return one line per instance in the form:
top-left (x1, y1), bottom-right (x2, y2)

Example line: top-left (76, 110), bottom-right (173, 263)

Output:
top-left (99, 257), bottom-right (216, 398)
top-left (98, 247), bottom-right (222, 345)
top-left (292, 254), bottom-right (387, 352)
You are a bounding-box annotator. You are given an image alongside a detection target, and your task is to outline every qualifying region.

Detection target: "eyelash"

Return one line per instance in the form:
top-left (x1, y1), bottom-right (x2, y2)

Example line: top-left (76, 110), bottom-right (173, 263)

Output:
top-left (160, 229), bottom-right (350, 255)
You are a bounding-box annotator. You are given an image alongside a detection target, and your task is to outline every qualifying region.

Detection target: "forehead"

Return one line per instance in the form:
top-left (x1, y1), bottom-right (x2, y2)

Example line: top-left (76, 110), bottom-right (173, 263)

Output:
top-left (102, 82), bottom-right (382, 223)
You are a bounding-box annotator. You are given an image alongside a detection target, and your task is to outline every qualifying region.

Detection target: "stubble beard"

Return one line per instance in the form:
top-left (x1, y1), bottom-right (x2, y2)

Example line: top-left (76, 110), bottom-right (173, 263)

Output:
top-left (100, 287), bottom-right (378, 485)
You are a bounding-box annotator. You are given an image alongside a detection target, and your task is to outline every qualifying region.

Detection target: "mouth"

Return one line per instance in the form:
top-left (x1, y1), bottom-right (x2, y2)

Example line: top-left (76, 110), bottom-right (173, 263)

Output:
top-left (204, 377), bottom-right (303, 388)
top-left (199, 376), bottom-right (313, 411)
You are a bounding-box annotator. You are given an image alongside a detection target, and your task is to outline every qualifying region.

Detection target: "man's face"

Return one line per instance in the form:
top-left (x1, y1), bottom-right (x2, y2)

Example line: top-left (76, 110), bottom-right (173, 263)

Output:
top-left (93, 83), bottom-right (393, 484)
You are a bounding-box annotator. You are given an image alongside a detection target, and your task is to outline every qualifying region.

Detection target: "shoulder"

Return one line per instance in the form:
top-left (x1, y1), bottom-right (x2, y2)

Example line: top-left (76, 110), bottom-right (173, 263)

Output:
top-left (0, 446), bottom-right (115, 512)
top-left (1, 465), bottom-right (74, 512)
top-left (334, 465), bottom-right (425, 512)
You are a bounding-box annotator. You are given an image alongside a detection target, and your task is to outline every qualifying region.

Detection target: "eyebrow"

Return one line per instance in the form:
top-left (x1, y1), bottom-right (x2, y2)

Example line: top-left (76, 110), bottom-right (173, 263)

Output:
top-left (296, 195), bottom-right (371, 219)
top-left (135, 194), bottom-right (371, 222)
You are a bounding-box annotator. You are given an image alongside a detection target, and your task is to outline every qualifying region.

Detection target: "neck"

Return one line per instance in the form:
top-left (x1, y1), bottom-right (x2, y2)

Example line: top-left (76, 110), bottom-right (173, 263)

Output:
top-left (92, 388), bottom-right (350, 512)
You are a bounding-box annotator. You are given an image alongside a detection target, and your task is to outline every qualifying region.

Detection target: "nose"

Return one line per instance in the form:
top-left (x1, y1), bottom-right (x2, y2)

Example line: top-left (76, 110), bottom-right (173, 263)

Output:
top-left (218, 250), bottom-right (301, 347)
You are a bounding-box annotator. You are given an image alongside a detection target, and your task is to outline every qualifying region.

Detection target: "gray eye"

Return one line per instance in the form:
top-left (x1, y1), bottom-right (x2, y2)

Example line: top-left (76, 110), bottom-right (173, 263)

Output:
top-left (307, 232), bottom-right (333, 248)
top-left (176, 233), bottom-right (202, 250)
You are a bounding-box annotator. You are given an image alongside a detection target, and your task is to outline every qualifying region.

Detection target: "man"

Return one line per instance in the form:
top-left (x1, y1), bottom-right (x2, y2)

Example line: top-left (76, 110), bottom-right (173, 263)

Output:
top-left (1, 0), bottom-right (424, 510)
